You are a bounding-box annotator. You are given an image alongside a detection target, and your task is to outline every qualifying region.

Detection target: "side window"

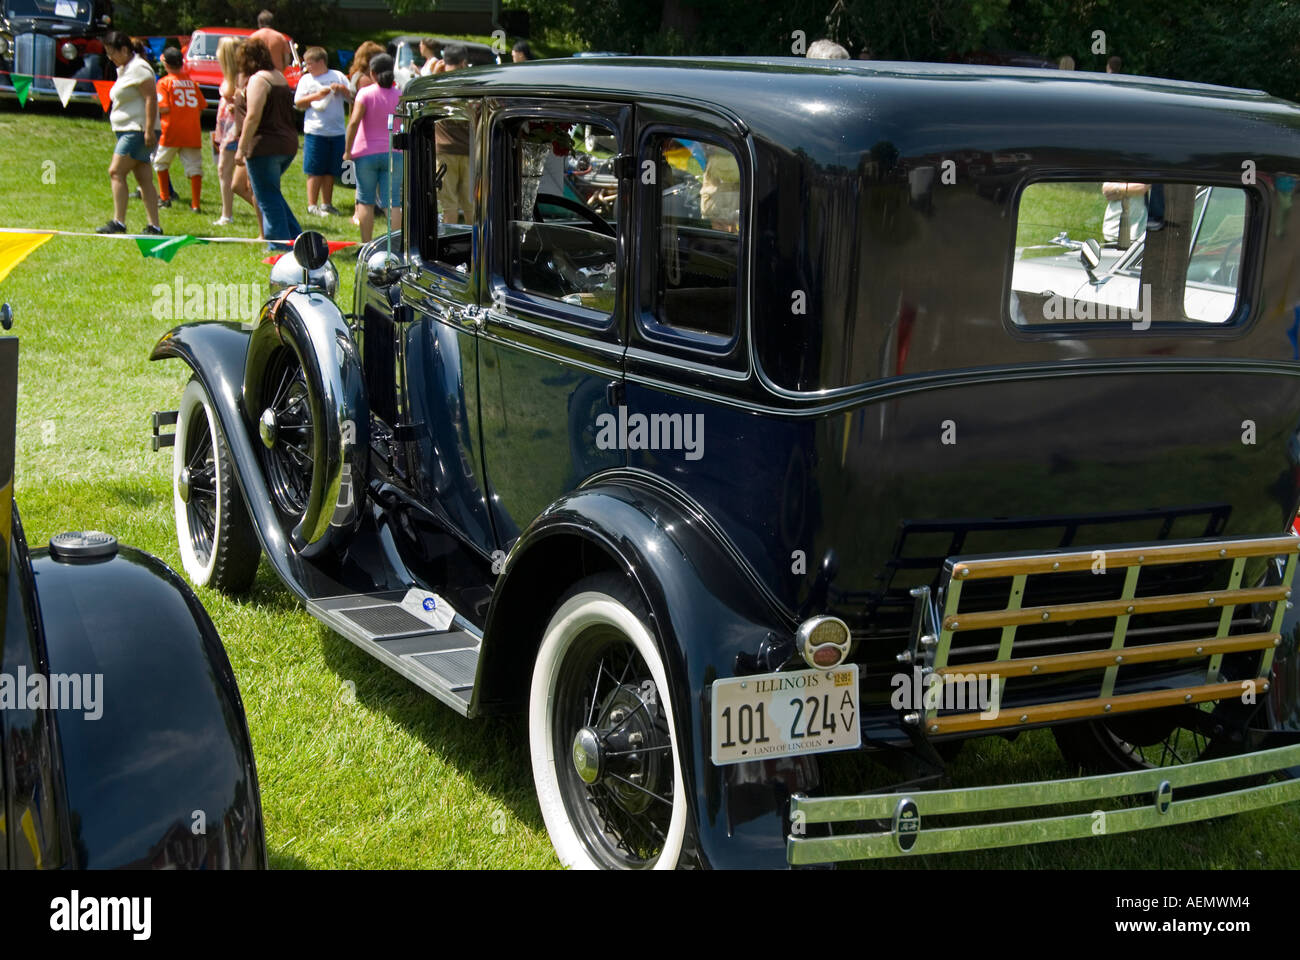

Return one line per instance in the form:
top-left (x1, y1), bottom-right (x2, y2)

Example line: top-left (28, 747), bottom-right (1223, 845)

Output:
top-left (640, 134), bottom-right (742, 345)
top-left (416, 108), bottom-right (477, 276)
top-left (499, 118), bottom-right (621, 320)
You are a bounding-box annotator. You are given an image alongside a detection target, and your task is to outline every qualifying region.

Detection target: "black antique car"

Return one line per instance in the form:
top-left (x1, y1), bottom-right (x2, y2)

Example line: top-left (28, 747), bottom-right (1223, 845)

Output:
top-left (1, 303), bottom-right (265, 869)
top-left (151, 58), bottom-right (1300, 869)
top-left (0, 0), bottom-right (113, 105)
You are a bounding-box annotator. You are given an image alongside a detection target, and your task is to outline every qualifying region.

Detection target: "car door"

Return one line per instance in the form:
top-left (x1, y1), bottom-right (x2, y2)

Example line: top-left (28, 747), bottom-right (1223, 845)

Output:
top-left (396, 97), bottom-right (498, 557)
top-left (477, 99), bottom-right (633, 548)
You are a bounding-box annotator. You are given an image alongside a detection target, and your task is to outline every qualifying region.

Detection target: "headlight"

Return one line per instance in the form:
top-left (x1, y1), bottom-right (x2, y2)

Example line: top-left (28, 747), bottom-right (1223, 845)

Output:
top-left (60, 41), bottom-right (78, 60)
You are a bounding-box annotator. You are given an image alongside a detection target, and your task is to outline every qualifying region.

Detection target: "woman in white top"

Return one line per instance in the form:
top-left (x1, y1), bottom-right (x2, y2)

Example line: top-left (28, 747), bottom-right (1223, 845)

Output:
top-left (98, 31), bottom-right (163, 235)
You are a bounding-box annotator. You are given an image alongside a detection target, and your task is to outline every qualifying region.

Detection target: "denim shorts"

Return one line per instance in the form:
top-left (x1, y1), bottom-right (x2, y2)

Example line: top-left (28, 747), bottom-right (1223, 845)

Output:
top-left (354, 151), bottom-right (403, 208)
top-left (304, 134), bottom-right (345, 178)
top-left (113, 131), bottom-right (152, 164)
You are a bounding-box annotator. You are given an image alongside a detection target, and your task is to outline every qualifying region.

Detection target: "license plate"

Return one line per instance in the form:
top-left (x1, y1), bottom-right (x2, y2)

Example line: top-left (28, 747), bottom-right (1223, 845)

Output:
top-left (711, 665), bottom-right (860, 765)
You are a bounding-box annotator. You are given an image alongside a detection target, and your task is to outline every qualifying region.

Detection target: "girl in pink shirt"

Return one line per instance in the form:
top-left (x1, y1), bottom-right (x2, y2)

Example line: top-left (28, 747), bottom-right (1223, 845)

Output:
top-left (344, 54), bottom-right (404, 243)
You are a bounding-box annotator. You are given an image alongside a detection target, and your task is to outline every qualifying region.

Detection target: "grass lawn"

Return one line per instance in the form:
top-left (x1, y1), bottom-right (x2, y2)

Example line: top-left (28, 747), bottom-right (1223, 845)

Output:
top-left (0, 104), bottom-right (1295, 870)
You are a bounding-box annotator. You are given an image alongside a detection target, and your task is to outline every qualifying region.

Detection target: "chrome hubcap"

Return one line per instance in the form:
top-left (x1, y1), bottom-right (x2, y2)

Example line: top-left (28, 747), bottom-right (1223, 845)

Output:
top-left (177, 465), bottom-right (192, 503)
top-left (572, 726), bottom-right (602, 784)
top-left (259, 407), bottom-right (278, 449)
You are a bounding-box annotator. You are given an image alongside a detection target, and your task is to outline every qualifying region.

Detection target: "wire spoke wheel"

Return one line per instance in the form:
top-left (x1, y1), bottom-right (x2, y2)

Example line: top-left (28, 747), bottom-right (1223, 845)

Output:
top-left (182, 407), bottom-right (217, 565)
top-left (554, 633), bottom-right (675, 866)
top-left (260, 347), bottom-right (315, 520)
top-left (172, 378), bottom-right (260, 593)
top-left (530, 575), bottom-right (691, 870)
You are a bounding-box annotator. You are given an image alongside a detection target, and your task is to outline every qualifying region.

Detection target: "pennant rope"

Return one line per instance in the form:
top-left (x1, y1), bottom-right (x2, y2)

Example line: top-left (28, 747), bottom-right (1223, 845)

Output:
top-left (0, 228), bottom-right (356, 267)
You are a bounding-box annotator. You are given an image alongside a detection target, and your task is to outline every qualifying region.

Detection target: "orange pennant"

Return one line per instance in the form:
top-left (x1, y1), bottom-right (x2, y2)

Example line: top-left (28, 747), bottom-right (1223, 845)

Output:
top-left (92, 79), bottom-right (113, 113)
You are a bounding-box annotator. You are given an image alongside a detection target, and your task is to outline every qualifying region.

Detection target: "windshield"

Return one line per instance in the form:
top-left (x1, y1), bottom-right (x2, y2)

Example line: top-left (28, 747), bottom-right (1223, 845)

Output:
top-left (187, 32), bottom-right (222, 58)
top-left (3, 0), bottom-right (92, 21)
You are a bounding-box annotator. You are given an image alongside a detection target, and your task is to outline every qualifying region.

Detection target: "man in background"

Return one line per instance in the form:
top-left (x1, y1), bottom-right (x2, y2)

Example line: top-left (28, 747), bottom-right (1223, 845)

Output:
top-left (250, 9), bottom-right (292, 72)
top-left (434, 44), bottom-right (473, 223)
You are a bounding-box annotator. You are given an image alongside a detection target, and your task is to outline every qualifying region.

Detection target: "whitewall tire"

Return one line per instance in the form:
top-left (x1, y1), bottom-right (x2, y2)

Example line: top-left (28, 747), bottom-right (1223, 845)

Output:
top-left (173, 377), bottom-right (260, 592)
top-left (529, 574), bottom-right (690, 869)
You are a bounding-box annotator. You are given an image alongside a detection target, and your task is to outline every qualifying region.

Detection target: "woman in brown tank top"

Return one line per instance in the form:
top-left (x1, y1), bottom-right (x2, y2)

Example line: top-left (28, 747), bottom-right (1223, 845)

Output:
top-left (235, 38), bottom-right (301, 246)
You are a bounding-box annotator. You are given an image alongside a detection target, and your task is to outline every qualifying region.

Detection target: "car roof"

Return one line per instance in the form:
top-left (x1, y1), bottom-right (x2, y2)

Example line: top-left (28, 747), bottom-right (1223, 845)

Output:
top-left (407, 56), bottom-right (1294, 159)
top-left (417, 55), bottom-right (1273, 100)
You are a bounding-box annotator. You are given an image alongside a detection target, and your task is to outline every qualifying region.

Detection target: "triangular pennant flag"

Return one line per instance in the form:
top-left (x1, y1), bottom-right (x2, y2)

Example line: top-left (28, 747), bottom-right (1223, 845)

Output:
top-left (337, 49), bottom-right (354, 70)
top-left (135, 234), bottom-right (205, 263)
top-left (0, 232), bottom-right (53, 286)
top-left (10, 74), bottom-right (32, 107)
top-left (92, 80), bottom-right (113, 112)
top-left (147, 37), bottom-right (166, 59)
top-left (51, 76), bottom-right (77, 108)
top-left (262, 241), bottom-right (354, 266)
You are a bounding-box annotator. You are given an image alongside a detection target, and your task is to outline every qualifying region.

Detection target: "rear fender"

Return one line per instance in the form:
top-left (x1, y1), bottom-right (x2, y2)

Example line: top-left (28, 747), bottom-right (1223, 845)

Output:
top-left (480, 474), bottom-right (816, 868)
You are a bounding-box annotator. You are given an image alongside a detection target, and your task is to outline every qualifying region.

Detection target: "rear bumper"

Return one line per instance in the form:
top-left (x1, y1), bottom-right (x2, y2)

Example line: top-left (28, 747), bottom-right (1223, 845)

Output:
top-left (787, 741), bottom-right (1300, 864)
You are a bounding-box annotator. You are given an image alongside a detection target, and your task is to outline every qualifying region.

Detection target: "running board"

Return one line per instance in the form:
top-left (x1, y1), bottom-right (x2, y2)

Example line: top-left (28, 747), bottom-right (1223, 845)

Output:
top-left (306, 591), bottom-right (479, 716)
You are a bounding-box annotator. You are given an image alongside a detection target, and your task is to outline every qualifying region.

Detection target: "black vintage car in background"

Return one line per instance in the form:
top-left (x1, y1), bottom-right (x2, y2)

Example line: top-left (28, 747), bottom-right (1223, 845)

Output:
top-left (0, 0), bottom-right (113, 105)
top-left (0, 303), bottom-right (265, 869)
top-left (151, 58), bottom-right (1300, 869)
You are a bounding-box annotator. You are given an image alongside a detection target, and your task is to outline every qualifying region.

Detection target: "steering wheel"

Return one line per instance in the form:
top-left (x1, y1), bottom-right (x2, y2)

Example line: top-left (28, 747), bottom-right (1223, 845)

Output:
top-left (533, 192), bottom-right (615, 237)
top-left (1218, 238), bottom-right (1243, 288)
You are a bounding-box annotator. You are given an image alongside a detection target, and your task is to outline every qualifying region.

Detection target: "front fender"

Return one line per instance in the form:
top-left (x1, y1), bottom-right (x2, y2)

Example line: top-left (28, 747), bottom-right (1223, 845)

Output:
top-left (32, 544), bottom-right (266, 868)
top-left (150, 314), bottom-right (362, 598)
top-left (482, 473), bottom-right (814, 869)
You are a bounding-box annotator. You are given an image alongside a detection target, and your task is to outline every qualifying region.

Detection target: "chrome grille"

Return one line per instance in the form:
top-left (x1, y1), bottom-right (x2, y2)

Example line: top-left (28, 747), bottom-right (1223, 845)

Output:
top-left (15, 32), bottom-right (55, 78)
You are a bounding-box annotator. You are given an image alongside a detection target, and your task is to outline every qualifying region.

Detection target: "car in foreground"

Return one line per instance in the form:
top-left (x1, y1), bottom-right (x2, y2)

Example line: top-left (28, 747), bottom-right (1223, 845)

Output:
top-left (183, 25), bottom-right (302, 108)
top-left (0, 302), bottom-right (265, 869)
top-left (149, 58), bottom-right (1300, 869)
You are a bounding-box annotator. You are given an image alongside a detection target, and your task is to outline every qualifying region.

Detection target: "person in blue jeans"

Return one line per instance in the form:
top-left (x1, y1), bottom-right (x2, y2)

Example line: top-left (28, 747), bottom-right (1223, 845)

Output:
top-left (236, 38), bottom-right (301, 247)
top-left (344, 53), bottom-right (404, 243)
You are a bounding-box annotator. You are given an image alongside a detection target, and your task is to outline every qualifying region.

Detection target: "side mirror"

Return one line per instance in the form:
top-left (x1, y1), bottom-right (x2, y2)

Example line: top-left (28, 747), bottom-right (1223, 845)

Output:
top-left (0, 303), bottom-right (12, 331)
top-left (1080, 238), bottom-right (1101, 281)
top-left (293, 231), bottom-right (330, 272)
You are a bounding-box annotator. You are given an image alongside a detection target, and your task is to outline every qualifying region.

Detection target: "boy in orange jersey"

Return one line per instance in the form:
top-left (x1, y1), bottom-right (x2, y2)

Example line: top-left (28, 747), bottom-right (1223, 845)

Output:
top-left (153, 47), bottom-right (208, 212)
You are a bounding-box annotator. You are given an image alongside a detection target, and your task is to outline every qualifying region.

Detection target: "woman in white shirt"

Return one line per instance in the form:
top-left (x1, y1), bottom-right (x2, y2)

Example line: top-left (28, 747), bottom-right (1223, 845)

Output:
top-left (97, 31), bottom-right (163, 235)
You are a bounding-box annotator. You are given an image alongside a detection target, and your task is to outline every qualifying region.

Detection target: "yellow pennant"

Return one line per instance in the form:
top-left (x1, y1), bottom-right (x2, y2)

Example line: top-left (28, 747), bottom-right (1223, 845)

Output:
top-left (0, 233), bottom-right (53, 287)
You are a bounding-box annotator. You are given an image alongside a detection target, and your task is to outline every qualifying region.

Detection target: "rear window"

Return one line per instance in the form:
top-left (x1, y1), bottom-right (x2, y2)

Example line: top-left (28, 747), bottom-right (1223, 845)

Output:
top-left (1010, 180), bottom-right (1250, 328)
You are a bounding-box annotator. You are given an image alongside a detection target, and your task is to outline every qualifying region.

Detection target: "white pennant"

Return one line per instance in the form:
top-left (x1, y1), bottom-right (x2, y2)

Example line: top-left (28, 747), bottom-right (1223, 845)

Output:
top-left (51, 76), bottom-right (77, 108)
